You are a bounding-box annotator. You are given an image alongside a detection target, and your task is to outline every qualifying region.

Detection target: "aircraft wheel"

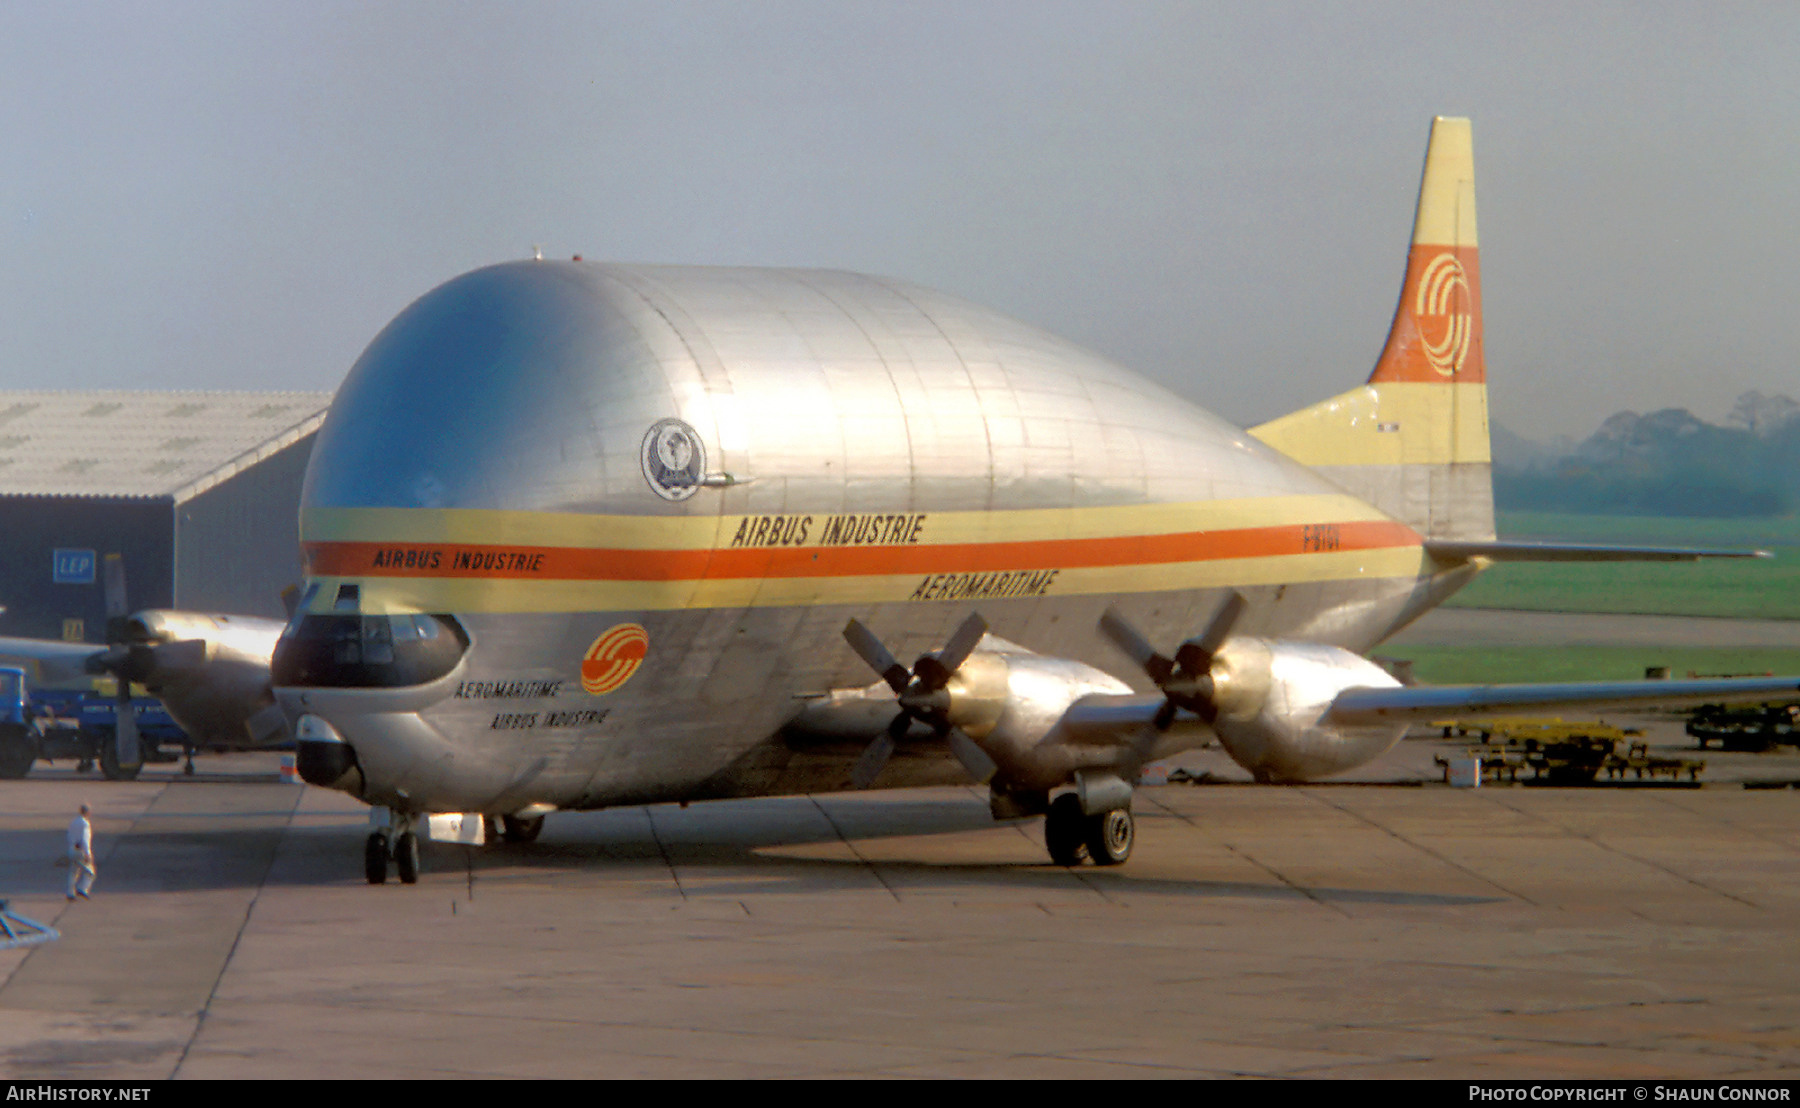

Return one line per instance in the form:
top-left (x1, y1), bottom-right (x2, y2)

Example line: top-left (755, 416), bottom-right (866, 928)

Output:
top-left (364, 832), bottom-right (390, 884)
top-left (1043, 793), bottom-right (1087, 866)
top-left (0, 727), bottom-right (37, 779)
top-left (1084, 807), bottom-right (1133, 866)
top-left (395, 832), bottom-right (421, 885)
top-left (500, 815), bottom-right (545, 844)
top-left (98, 734), bottom-right (143, 782)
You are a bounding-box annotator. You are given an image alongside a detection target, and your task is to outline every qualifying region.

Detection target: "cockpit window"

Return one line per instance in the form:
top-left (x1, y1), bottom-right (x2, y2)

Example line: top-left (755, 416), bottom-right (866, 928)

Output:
top-left (272, 613), bottom-right (468, 688)
top-left (282, 583), bottom-right (321, 638)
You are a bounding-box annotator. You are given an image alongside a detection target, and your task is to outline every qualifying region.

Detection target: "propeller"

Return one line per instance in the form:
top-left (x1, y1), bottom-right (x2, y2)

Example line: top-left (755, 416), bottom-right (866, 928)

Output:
top-left (100, 554), bottom-right (138, 767)
top-left (841, 613), bottom-right (998, 789)
top-left (80, 555), bottom-right (208, 767)
top-left (1099, 591), bottom-right (1247, 729)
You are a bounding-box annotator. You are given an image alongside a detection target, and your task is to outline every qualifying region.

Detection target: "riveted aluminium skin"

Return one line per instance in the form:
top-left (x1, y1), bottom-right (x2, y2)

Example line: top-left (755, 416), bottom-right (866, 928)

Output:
top-left (275, 120), bottom-right (1490, 814)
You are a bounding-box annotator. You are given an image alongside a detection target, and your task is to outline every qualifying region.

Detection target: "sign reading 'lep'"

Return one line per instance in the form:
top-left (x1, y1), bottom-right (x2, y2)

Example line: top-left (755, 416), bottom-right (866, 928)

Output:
top-left (52, 549), bottom-right (96, 585)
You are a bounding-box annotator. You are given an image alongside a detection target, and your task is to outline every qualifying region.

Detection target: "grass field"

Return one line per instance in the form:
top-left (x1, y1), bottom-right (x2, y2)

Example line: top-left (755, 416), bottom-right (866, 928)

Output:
top-left (1444, 512), bottom-right (1800, 620)
top-left (1390, 645), bottom-right (1800, 686)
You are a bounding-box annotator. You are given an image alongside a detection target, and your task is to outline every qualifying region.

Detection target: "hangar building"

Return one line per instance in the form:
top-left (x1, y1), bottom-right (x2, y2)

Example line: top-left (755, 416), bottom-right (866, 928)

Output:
top-left (0, 391), bottom-right (333, 642)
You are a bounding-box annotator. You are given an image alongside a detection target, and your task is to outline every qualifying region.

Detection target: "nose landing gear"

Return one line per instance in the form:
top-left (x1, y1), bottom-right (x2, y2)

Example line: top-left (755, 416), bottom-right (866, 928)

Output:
top-left (394, 831), bottom-right (420, 883)
top-left (364, 811), bottom-right (422, 884)
top-left (364, 831), bottom-right (389, 884)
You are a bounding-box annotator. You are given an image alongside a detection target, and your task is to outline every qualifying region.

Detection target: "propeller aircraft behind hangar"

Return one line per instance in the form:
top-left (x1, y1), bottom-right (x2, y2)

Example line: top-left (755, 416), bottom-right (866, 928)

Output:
top-left (274, 117), bottom-right (1798, 884)
top-left (0, 555), bottom-right (289, 779)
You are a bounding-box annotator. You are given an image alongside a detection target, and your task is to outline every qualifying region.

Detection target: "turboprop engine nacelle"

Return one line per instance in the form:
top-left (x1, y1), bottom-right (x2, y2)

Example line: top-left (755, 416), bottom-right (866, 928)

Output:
top-left (1203, 638), bottom-right (1408, 783)
top-left (932, 644), bottom-right (1146, 791)
top-left (822, 625), bottom-right (1179, 794)
top-left (98, 611), bottom-right (288, 747)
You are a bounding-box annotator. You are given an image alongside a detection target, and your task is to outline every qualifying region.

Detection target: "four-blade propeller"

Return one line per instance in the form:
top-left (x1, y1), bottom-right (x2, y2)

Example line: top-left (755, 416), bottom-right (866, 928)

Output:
top-left (79, 555), bottom-right (207, 768)
top-left (1099, 591), bottom-right (1247, 729)
top-left (841, 613), bottom-right (999, 789)
top-left (94, 554), bottom-right (141, 766)
top-left (843, 593), bottom-right (1252, 788)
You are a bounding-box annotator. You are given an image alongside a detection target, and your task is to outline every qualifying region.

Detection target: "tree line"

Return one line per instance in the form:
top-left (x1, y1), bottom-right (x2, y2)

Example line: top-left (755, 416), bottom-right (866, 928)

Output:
top-left (1495, 392), bottom-right (1800, 518)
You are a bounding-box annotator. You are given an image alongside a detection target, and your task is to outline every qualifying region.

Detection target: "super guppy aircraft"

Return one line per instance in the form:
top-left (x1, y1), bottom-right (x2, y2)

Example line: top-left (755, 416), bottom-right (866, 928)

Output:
top-left (274, 118), bottom-right (1800, 884)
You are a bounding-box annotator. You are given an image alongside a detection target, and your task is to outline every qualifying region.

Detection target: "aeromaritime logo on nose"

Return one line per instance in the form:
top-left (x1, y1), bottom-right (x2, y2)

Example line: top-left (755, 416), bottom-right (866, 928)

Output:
top-left (1416, 252), bottom-right (1473, 377)
top-left (582, 623), bottom-right (649, 695)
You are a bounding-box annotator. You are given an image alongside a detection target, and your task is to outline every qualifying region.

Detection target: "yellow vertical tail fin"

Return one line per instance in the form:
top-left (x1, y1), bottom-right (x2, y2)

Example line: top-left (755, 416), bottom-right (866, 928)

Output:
top-left (1249, 116), bottom-right (1493, 542)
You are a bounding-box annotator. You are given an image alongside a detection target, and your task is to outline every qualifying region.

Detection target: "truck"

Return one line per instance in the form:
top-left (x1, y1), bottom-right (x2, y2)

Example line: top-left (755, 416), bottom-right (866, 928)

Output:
top-left (0, 665), bottom-right (192, 781)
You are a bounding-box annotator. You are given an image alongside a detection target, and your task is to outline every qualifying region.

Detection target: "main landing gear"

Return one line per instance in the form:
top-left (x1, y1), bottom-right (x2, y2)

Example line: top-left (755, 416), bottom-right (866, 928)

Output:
top-left (365, 810), bottom-right (421, 885)
top-left (97, 734), bottom-right (143, 782)
top-left (1043, 793), bottom-right (1134, 867)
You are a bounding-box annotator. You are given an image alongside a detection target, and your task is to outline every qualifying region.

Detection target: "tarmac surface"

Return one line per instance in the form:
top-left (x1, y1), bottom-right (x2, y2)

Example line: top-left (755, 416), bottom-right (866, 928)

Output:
top-left (0, 744), bottom-right (1796, 1079)
top-left (0, 609), bottom-right (1794, 1080)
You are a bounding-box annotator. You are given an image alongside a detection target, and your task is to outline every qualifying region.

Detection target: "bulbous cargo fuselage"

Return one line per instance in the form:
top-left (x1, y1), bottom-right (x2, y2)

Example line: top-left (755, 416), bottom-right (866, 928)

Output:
top-left (274, 261), bottom-right (1429, 813)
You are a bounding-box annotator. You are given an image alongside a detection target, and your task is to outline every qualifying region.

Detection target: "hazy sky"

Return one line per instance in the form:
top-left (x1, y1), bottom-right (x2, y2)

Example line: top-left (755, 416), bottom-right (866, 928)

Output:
top-left (3, 1), bottom-right (1797, 439)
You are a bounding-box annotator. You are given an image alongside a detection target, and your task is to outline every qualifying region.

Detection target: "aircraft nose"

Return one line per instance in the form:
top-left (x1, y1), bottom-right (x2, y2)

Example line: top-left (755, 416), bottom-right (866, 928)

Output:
top-left (276, 682), bottom-right (520, 813)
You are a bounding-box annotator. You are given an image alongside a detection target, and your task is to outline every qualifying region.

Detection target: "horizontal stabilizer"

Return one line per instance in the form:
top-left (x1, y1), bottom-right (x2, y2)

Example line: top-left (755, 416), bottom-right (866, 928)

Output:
top-left (1424, 539), bottom-right (1771, 563)
top-left (1329, 675), bottom-right (1800, 725)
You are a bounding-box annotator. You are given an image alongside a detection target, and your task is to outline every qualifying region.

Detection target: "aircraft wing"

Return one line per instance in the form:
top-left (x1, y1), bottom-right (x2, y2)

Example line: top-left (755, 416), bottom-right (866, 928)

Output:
top-left (0, 637), bottom-right (99, 686)
top-left (788, 689), bottom-right (1170, 745)
top-left (1424, 540), bottom-right (1771, 563)
top-left (1055, 694), bottom-right (1171, 739)
top-left (1329, 675), bottom-right (1800, 725)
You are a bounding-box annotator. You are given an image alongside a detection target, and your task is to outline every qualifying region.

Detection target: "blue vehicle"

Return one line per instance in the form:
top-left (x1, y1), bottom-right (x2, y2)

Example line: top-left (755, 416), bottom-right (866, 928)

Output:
top-left (0, 668), bottom-right (28, 778)
top-left (0, 666), bottom-right (191, 781)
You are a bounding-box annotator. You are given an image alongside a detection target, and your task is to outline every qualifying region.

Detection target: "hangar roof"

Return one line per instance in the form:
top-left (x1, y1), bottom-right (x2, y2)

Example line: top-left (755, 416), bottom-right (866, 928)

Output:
top-left (0, 391), bottom-right (333, 501)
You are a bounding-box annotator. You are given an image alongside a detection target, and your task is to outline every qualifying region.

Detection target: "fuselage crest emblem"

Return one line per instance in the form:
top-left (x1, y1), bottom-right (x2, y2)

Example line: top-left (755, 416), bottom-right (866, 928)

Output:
top-left (640, 418), bottom-right (705, 501)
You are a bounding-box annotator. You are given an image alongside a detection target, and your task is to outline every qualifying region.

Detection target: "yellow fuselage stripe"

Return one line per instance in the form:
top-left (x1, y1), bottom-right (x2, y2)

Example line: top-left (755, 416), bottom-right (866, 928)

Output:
top-left (300, 499), bottom-right (1427, 614)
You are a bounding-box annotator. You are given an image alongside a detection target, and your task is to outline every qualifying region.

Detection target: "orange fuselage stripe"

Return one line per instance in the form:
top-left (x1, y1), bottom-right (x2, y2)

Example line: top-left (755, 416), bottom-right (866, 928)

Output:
top-left (304, 519), bottom-right (1423, 581)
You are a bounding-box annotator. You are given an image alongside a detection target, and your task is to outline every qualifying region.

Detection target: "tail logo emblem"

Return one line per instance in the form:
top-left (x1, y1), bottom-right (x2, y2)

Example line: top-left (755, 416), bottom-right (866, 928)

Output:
top-left (582, 623), bottom-right (649, 695)
top-left (1416, 252), bottom-right (1473, 377)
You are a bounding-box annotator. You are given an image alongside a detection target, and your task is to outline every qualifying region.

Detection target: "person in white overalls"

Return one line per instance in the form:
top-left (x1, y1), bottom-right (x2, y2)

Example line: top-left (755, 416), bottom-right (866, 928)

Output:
top-left (67, 803), bottom-right (95, 900)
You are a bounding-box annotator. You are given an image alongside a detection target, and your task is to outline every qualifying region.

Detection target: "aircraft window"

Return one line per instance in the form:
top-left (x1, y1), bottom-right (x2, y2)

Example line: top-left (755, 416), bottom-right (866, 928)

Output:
top-left (333, 584), bottom-right (360, 612)
top-left (272, 613), bottom-right (468, 689)
top-left (331, 619), bottom-right (362, 666)
top-left (0, 672), bottom-right (18, 700)
top-left (282, 583), bottom-right (321, 638)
